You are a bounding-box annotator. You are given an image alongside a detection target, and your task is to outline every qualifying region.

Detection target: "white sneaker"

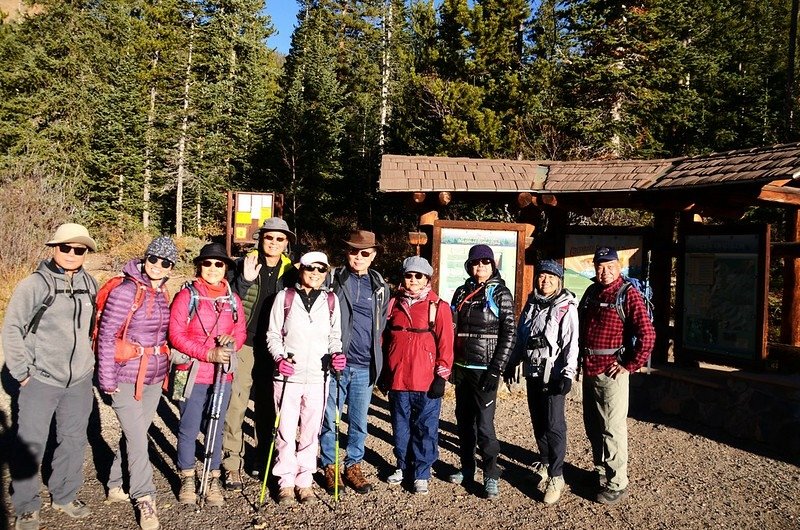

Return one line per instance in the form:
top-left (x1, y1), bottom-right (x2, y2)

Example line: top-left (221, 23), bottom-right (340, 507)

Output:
top-left (413, 479), bottom-right (429, 495)
top-left (387, 469), bottom-right (403, 485)
top-left (106, 486), bottom-right (130, 503)
top-left (543, 476), bottom-right (565, 505)
top-left (531, 462), bottom-right (549, 483)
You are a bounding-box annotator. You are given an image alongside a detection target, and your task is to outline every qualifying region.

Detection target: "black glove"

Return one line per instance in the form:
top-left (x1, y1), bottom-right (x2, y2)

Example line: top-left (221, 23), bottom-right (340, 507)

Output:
top-left (556, 377), bottom-right (572, 395)
top-left (480, 368), bottom-right (501, 393)
top-left (427, 375), bottom-right (446, 399)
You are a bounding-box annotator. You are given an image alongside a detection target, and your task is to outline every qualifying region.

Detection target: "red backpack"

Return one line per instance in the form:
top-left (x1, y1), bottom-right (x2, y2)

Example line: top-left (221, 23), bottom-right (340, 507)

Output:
top-left (92, 275), bottom-right (170, 360)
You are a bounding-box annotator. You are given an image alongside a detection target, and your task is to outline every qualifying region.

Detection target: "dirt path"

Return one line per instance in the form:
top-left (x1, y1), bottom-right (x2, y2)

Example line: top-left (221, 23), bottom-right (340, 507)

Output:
top-left (1, 352), bottom-right (798, 530)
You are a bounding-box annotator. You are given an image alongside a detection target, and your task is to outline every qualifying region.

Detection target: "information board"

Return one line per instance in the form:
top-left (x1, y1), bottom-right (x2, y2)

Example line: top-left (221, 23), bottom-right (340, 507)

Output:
top-left (564, 230), bottom-right (648, 301)
top-left (431, 220), bottom-right (527, 314)
top-left (231, 192), bottom-right (277, 243)
top-left (678, 226), bottom-right (769, 365)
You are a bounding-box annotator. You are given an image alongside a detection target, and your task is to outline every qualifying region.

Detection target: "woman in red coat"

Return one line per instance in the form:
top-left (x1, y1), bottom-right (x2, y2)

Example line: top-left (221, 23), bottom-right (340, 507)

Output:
top-left (169, 243), bottom-right (246, 507)
top-left (382, 256), bottom-right (453, 495)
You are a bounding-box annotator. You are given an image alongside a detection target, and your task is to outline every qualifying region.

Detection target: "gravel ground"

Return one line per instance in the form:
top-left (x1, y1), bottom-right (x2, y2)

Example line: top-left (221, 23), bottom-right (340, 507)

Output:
top-left (1, 368), bottom-right (799, 530)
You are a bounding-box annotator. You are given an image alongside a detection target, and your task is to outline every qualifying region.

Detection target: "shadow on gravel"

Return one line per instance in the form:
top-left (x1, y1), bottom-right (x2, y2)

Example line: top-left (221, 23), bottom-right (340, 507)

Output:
top-left (87, 393), bottom-right (115, 487)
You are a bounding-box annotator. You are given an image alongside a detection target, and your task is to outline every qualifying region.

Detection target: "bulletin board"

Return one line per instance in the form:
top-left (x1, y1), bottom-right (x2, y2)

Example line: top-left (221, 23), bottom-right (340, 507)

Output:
top-left (677, 225), bottom-right (770, 366)
top-left (227, 192), bottom-right (282, 244)
top-left (564, 228), bottom-right (650, 301)
top-left (431, 220), bottom-right (527, 315)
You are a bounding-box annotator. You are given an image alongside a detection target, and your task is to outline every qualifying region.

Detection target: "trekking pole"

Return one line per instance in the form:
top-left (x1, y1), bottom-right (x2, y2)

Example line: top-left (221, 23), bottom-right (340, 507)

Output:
top-left (198, 358), bottom-right (227, 509)
top-left (334, 369), bottom-right (342, 504)
top-left (258, 352), bottom-right (294, 507)
top-left (644, 250), bottom-right (653, 375)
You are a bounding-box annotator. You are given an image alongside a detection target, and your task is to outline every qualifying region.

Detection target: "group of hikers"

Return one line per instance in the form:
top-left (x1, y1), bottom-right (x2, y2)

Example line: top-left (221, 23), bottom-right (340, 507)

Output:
top-left (3, 219), bottom-right (655, 530)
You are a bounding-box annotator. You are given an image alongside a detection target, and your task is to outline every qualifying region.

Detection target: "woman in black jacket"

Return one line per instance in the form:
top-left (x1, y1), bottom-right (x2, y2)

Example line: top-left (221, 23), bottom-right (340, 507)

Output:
top-left (448, 244), bottom-right (516, 499)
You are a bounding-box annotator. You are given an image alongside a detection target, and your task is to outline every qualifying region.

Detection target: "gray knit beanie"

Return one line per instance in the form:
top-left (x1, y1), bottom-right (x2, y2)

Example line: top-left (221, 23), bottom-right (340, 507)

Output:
top-left (146, 236), bottom-right (179, 264)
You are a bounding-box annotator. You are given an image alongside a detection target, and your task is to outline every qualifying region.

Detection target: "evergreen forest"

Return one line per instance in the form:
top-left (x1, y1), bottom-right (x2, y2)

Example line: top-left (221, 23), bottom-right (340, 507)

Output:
top-left (1, 0), bottom-right (798, 247)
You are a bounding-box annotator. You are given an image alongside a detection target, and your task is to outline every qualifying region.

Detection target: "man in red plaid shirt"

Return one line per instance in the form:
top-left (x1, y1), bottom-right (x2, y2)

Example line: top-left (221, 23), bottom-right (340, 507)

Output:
top-left (579, 246), bottom-right (655, 505)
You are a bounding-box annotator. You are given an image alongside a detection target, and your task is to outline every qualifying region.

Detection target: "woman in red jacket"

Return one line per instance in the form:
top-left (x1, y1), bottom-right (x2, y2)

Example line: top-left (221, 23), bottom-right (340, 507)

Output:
top-left (382, 256), bottom-right (454, 495)
top-left (169, 243), bottom-right (246, 507)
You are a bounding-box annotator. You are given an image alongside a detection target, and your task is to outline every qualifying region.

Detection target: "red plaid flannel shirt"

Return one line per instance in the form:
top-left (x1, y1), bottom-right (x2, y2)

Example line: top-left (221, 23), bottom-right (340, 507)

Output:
top-left (581, 276), bottom-right (655, 377)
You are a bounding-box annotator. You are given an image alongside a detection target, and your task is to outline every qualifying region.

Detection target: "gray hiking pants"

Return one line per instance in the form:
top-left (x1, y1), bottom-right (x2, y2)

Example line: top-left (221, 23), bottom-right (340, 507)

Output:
top-left (108, 382), bottom-right (163, 499)
top-left (11, 376), bottom-right (93, 514)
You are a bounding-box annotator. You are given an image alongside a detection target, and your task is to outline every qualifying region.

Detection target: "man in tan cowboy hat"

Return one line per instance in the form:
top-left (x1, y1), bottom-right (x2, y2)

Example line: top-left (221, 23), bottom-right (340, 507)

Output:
top-left (319, 230), bottom-right (390, 496)
top-left (223, 217), bottom-right (297, 489)
top-left (3, 223), bottom-right (99, 529)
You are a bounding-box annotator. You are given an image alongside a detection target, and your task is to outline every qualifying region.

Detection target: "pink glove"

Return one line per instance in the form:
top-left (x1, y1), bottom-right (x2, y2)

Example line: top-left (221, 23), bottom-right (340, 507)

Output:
top-left (277, 357), bottom-right (295, 377)
top-left (436, 365), bottom-right (451, 380)
top-left (331, 353), bottom-right (346, 372)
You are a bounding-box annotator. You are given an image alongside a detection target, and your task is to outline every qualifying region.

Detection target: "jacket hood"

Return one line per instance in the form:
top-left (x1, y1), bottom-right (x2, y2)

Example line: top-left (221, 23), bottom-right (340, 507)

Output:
top-left (123, 258), bottom-right (150, 284)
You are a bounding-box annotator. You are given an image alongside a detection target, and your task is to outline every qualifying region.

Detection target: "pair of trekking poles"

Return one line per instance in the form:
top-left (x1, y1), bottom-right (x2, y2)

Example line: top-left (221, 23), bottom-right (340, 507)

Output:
top-left (197, 345), bottom-right (234, 510)
top-left (258, 354), bottom-right (344, 507)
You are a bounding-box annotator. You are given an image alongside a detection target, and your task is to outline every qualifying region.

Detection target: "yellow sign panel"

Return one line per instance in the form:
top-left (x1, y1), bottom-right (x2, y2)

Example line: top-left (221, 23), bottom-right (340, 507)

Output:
top-left (235, 227), bottom-right (248, 239)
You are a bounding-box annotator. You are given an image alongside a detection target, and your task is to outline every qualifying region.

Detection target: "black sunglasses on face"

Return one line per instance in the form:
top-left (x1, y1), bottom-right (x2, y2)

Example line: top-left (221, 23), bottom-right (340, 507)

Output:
top-left (470, 258), bottom-right (493, 266)
top-left (263, 234), bottom-right (287, 242)
top-left (146, 255), bottom-right (173, 268)
top-left (348, 249), bottom-right (373, 258)
top-left (57, 243), bottom-right (88, 256)
top-left (301, 264), bottom-right (328, 273)
top-left (201, 260), bottom-right (225, 269)
top-left (404, 272), bottom-right (426, 280)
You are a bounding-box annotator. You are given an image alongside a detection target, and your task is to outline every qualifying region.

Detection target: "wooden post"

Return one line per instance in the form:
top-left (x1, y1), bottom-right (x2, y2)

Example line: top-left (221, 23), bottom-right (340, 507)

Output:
top-left (780, 208), bottom-right (800, 345)
top-left (673, 211), bottom-right (701, 367)
top-left (651, 210), bottom-right (675, 364)
top-left (226, 191), bottom-right (234, 257)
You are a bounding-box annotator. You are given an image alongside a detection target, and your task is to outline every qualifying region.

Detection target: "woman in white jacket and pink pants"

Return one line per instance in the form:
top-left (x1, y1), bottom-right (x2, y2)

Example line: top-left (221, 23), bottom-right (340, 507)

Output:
top-left (266, 252), bottom-right (345, 505)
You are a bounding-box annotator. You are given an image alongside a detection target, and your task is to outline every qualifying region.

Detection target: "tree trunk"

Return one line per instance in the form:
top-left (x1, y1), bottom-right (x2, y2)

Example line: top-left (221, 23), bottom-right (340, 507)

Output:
top-left (143, 52), bottom-right (159, 229)
top-left (379, 0), bottom-right (391, 152)
top-left (176, 23), bottom-right (195, 237)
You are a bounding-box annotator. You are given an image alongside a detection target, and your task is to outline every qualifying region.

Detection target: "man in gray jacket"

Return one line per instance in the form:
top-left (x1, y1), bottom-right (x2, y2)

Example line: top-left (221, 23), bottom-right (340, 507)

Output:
top-left (2, 224), bottom-right (98, 530)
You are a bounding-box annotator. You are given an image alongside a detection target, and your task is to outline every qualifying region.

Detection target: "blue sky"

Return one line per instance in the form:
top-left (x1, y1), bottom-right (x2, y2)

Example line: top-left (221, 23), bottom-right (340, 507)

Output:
top-left (266, 0), bottom-right (299, 54)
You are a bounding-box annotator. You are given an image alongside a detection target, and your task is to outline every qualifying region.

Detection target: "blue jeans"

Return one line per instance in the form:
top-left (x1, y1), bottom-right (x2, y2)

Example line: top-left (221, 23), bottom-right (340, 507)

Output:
top-left (389, 391), bottom-right (441, 480)
top-left (319, 366), bottom-right (372, 468)
top-left (177, 382), bottom-right (232, 471)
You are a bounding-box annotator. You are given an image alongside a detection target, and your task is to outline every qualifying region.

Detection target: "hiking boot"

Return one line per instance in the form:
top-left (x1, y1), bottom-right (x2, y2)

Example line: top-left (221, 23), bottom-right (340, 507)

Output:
top-left (295, 486), bottom-right (316, 504)
top-left (531, 461), bottom-right (549, 483)
top-left (204, 470), bottom-right (225, 507)
top-left (344, 463), bottom-right (373, 494)
top-left (448, 468), bottom-right (474, 485)
top-left (52, 499), bottom-right (90, 519)
top-left (483, 478), bottom-right (500, 499)
top-left (597, 487), bottom-right (628, 505)
top-left (14, 510), bottom-right (39, 530)
top-left (277, 487), bottom-right (296, 505)
top-left (106, 486), bottom-right (130, 503)
top-left (323, 465), bottom-right (346, 496)
top-left (178, 469), bottom-right (197, 505)
top-left (543, 476), bottom-right (565, 505)
top-left (387, 469), bottom-right (404, 485)
top-left (413, 479), bottom-right (429, 495)
top-left (135, 495), bottom-right (160, 530)
top-left (224, 469), bottom-right (243, 492)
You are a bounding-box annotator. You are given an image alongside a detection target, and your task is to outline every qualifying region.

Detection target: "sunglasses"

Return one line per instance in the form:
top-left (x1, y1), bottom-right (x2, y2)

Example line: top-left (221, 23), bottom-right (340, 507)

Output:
top-left (263, 234), bottom-right (287, 243)
top-left (57, 243), bottom-right (88, 256)
top-left (146, 255), bottom-right (174, 268)
top-left (404, 272), bottom-right (426, 280)
top-left (470, 258), bottom-right (493, 266)
top-left (301, 264), bottom-right (328, 273)
top-left (201, 260), bottom-right (226, 269)
top-left (348, 249), bottom-right (373, 258)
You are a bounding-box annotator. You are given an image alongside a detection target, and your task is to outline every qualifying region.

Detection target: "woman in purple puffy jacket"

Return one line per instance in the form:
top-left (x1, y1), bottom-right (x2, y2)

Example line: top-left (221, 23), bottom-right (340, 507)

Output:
top-left (96, 236), bottom-right (178, 530)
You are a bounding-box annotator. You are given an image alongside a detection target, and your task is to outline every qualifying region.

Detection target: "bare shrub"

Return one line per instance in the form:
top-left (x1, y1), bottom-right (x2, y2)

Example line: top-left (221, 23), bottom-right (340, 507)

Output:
top-left (0, 170), bottom-right (74, 270)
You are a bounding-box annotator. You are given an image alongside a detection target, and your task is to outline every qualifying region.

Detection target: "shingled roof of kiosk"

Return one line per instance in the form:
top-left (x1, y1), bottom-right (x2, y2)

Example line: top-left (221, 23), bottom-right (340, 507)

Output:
top-left (380, 142), bottom-right (800, 195)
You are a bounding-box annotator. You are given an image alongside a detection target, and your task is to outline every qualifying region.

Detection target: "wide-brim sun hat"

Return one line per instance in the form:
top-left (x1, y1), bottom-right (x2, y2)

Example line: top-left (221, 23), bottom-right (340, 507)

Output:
top-left (253, 217), bottom-right (296, 244)
top-left (343, 229), bottom-right (382, 251)
top-left (193, 242), bottom-right (234, 268)
top-left (46, 223), bottom-right (97, 252)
